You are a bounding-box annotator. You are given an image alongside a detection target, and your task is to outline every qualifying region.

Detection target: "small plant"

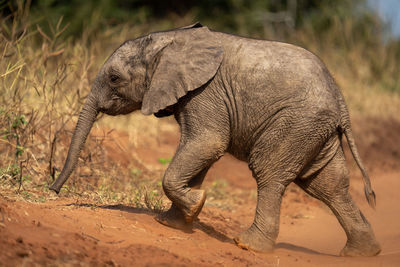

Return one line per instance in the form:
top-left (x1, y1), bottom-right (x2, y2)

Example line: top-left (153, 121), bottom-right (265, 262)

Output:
top-left (96, 184), bottom-right (120, 203)
top-left (21, 191), bottom-right (32, 200)
top-left (131, 187), bottom-right (145, 208)
top-left (144, 189), bottom-right (165, 213)
top-left (0, 163), bottom-right (20, 180)
top-left (11, 113), bottom-right (27, 158)
top-left (157, 157), bottom-right (172, 165)
top-left (0, 112), bottom-right (28, 160)
top-left (128, 169), bottom-right (165, 212)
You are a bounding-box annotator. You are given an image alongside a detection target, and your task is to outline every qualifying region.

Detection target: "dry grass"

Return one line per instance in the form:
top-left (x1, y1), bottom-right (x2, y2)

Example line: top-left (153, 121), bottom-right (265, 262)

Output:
top-left (0, 3), bottom-right (399, 209)
top-left (0, 5), bottom-right (170, 210)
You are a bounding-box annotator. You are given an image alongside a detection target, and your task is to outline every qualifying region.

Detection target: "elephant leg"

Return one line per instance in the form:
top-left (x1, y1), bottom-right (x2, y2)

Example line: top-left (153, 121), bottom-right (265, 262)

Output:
top-left (233, 116), bottom-right (332, 252)
top-left (295, 146), bottom-right (381, 256)
top-left (234, 179), bottom-right (289, 252)
top-left (155, 167), bottom-right (210, 230)
top-left (157, 137), bottom-right (225, 229)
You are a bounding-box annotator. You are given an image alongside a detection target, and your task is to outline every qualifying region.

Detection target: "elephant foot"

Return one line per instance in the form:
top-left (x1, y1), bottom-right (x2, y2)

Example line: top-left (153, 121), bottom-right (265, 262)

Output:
top-left (233, 226), bottom-right (275, 253)
top-left (154, 204), bottom-right (193, 232)
top-left (181, 189), bottom-right (207, 223)
top-left (340, 239), bottom-right (381, 257)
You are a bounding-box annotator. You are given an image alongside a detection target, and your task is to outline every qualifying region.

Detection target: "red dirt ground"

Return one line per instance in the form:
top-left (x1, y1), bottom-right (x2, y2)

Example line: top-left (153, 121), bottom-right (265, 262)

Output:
top-left (1, 116), bottom-right (399, 266)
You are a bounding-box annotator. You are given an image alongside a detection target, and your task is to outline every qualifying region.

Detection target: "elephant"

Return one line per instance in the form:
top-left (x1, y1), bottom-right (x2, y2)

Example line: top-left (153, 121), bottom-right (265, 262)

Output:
top-left (50, 23), bottom-right (381, 256)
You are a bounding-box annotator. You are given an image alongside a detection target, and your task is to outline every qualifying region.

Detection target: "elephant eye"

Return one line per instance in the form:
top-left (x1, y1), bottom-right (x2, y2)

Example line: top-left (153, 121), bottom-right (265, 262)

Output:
top-left (110, 74), bottom-right (120, 83)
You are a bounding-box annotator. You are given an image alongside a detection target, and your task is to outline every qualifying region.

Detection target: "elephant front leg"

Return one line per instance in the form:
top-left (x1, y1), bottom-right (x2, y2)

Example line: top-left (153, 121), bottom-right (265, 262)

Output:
top-left (156, 140), bottom-right (223, 230)
top-left (155, 168), bottom-right (210, 231)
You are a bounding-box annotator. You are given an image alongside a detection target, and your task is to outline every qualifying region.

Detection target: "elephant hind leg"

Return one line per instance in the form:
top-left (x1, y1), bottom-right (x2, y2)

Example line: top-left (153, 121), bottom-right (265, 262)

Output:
top-left (234, 155), bottom-right (299, 252)
top-left (234, 116), bottom-right (335, 252)
top-left (234, 179), bottom-right (289, 252)
top-left (294, 146), bottom-right (381, 256)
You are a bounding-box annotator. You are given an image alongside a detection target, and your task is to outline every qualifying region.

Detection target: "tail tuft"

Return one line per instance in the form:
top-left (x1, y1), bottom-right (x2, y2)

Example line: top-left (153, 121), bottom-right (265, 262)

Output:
top-left (364, 188), bottom-right (376, 209)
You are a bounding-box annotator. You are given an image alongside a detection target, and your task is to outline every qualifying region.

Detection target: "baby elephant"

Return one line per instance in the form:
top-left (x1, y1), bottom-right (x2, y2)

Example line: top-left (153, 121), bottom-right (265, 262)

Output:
top-left (50, 23), bottom-right (381, 256)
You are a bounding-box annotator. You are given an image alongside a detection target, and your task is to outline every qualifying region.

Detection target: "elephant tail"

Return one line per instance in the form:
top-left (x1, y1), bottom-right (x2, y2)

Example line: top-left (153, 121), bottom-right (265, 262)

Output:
top-left (339, 101), bottom-right (376, 209)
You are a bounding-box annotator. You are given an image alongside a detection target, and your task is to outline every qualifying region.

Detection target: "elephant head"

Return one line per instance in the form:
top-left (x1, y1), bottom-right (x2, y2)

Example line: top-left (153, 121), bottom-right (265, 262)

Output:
top-left (49, 23), bottom-right (224, 193)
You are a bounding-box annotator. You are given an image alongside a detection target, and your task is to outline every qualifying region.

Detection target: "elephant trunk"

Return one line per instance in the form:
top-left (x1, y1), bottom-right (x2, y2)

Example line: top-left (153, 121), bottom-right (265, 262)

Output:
top-left (50, 93), bottom-right (98, 194)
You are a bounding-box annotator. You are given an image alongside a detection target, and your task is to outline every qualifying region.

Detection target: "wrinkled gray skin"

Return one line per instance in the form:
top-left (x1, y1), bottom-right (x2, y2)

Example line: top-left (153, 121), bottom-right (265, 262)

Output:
top-left (50, 23), bottom-right (381, 256)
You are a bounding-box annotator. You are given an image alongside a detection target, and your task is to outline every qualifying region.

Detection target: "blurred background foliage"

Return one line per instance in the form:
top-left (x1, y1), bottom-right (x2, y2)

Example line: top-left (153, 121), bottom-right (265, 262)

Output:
top-left (3, 0), bottom-right (391, 41)
top-left (0, 0), bottom-right (399, 203)
top-left (2, 0), bottom-right (399, 94)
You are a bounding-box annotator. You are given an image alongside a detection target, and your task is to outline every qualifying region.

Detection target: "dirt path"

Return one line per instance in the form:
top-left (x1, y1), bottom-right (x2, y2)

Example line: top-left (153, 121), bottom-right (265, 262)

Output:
top-left (1, 117), bottom-right (400, 266)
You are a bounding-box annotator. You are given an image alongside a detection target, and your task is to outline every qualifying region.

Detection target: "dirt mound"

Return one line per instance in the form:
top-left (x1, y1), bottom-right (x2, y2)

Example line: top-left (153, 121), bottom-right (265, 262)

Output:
top-left (1, 116), bottom-right (399, 266)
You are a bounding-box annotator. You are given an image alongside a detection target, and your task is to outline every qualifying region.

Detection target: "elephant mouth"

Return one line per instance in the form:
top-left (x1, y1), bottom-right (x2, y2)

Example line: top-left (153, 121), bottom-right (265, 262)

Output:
top-left (99, 99), bottom-right (140, 116)
top-left (154, 107), bottom-right (174, 118)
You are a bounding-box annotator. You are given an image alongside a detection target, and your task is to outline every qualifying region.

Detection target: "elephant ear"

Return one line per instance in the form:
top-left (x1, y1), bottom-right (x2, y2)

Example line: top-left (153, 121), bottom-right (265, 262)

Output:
top-left (141, 26), bottom-right (223, 116)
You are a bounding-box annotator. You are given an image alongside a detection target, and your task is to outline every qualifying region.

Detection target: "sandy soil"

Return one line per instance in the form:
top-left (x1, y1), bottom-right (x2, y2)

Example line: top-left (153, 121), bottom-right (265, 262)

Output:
top-left (1, 116), bottom-right (399, 266)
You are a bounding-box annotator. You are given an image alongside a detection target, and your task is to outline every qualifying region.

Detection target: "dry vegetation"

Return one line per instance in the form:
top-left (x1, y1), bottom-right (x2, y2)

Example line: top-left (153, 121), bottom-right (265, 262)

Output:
top-left (0, 4), bottom-right (173, 210)
top-left (0, 2), bottom-right (399, 211)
